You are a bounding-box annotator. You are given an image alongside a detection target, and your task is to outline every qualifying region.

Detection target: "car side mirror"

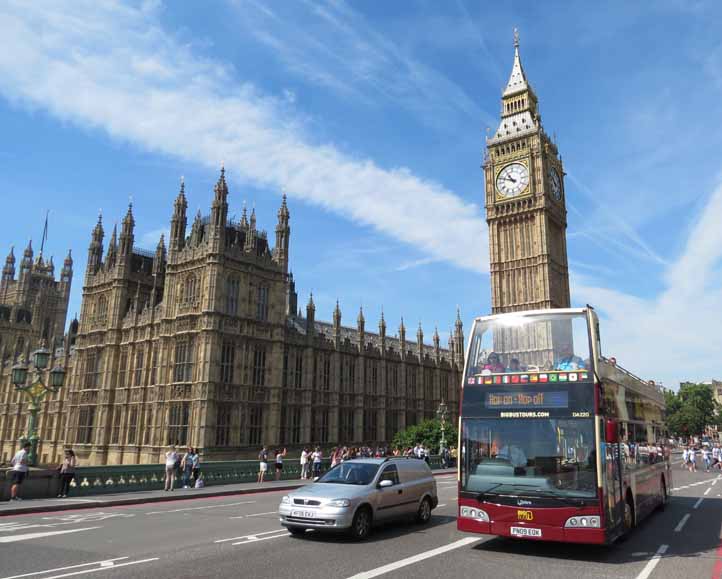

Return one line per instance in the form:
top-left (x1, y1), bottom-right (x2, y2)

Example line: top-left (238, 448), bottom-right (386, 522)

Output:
top-left (378, 479), bottom-right (393, 488)
top-left (605, 419), bottom-right (619, 444)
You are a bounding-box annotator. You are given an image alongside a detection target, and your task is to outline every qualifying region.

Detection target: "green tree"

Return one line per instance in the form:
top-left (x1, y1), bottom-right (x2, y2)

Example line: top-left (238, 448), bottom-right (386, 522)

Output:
top-left (665, 383), bottom-right (719, 438)
top-left (392, 419), bottom-right (458, 453)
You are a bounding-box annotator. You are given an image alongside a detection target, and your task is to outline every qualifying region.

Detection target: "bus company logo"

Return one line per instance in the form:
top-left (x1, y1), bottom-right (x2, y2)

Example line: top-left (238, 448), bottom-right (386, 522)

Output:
top-left (517, 510), bottom-right (534, 521)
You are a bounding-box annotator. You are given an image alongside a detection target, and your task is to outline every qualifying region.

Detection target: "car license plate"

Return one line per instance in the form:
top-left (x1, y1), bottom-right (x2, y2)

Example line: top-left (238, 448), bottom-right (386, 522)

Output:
top-left (510, 526), bottom-right (542, 538)
top-left (291, 510), bottom-right (315, 518)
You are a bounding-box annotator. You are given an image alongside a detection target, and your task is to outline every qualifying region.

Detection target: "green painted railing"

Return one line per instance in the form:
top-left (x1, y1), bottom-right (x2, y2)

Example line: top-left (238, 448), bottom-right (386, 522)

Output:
top-left (68, 455), bottom-right (449, 496)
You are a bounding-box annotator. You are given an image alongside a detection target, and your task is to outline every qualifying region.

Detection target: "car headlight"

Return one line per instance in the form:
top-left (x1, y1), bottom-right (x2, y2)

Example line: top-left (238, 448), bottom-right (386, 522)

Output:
top-left (459, 506), bottom-right (489, 522)
top-left (327, 499), bottom-right (350, 508)
top-left (281, 495), bottom-right (291, 504)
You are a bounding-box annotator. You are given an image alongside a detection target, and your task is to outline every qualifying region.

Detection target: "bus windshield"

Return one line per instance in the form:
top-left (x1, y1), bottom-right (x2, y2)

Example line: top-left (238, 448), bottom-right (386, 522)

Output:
top-left (465, 312), bottom-right (591, 379)
top-left (461, 417), bottom-right (597, 498)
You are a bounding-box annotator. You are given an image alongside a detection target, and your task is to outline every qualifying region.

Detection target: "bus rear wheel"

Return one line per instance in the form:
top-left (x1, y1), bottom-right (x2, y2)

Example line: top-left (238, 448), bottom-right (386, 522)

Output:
top-left (658, 478), bottom-right (667, 511)
top-left (623, 495), bottom-right (635, 533)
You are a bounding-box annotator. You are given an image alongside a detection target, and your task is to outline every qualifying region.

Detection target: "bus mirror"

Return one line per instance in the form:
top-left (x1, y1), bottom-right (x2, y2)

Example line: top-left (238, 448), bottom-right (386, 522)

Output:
top-left (605, 419), bottom-right (619, 444)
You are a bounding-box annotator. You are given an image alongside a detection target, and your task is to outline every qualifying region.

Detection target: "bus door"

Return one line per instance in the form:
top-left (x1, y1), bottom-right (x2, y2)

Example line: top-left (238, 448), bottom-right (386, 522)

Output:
top-left (604, 437), bottom-right (624, 530)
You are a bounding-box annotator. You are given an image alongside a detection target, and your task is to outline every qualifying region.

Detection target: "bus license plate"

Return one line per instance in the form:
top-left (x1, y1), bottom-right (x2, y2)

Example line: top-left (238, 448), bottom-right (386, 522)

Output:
top-left (291, 510), bottom-right (315, 518)
top-left (510, 526), bottom-right (542, 538)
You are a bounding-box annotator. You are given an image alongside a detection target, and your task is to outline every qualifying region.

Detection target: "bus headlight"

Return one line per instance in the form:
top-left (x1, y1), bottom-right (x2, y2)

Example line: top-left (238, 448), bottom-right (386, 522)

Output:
top-left (460, 506), bottom-right (489, 522)
top-left (564, 515), bottom-right (600, 528)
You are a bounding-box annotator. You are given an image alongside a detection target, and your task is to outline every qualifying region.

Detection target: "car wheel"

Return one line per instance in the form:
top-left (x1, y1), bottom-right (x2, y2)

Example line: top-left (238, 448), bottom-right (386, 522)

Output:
top-left (287, 526), bottom-right (306, 536)
top-left (349, 507), bottom-right (372, 540)
top-left (416, 497), bottom-right (432, 524)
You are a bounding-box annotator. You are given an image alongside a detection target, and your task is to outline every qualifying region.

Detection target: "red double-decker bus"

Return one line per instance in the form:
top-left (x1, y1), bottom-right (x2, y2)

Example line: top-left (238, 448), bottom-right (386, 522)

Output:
top-left (457, 307), bottom-right (670, 544)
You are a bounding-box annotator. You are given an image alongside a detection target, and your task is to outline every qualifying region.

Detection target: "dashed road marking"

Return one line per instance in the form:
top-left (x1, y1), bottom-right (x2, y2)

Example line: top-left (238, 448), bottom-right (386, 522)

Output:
top-left (345, 537), bottom-right (481, 578)
top-left (145, 500), bottom-right (255, 515)
top-left (674, 513), bottom-right (691, 533)
top-left (215, 529), bottom-right (287, 544)
top-left (693, 498), bottom-right (704, 509)
top-left (634, 544), bottom-right (668, 579)
top-left (0, 526), bottom-right (102, 544)
top-left (705, 487), bottom-right (712, 496)
top-left (0, 557), bottom-right (128, 579)
top-left (229, 511), bottom-right (277, 519)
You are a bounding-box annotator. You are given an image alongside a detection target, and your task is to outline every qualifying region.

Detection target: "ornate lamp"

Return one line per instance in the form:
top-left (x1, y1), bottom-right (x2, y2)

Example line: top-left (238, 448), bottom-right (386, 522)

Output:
top-left (49, 366), bottom-right (66, 390)
top-left (11, 362), bottom-right (29, 386)
top-left (32, 347), bottom-right (50, 370)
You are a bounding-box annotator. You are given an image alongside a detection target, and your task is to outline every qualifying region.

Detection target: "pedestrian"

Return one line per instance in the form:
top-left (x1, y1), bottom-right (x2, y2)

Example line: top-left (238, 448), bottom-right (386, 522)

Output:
top-left (258, 446), bottom-right (269, 483)
top-left (9, 441), bottom-right (31, 501)
top-left (275, 448), bottom-right (287, 481)
top-left (703, 446), bottom-right (712, 472)
top-left (713, 445), bottom-right (721, 470)
top-left (330, 447), bottom-right (339, 469)
top-left (181, 446), bottom-right (195, 488)
top-left (165, 445), bottom-right (178, 491)
top-left (191, 448), bottom-right (201, 486)
top-left (57, 449), bottom-right (77, 498)
top-left (682, 447), bottom-right (689, 469)
top-left (312, 446), bottom-right (322, 478)
top-left (300, 447), bottom-right (310, 480)
top-left (688, 446), bottom-right (697, 473)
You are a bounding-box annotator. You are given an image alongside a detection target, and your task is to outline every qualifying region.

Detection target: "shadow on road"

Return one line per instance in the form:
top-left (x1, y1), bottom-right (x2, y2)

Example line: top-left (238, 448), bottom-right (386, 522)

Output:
top-left (471, 495), bottom-right (722, 565)
top-left (290, 514), bottom-right (458, 544)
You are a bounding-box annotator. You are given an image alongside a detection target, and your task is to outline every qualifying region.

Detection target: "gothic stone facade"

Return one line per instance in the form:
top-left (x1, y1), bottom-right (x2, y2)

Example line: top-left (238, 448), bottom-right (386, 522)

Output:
top-left (47, 170), bottom-right (462, 465)
top-left (0, 242), bottom-right (74, 463)
top-left (484, 33), bottom-right (571, 314)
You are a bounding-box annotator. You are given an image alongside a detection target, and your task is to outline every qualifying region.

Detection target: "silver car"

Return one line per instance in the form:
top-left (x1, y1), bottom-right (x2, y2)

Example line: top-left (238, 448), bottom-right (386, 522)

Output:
top-left (278, 457), bottom-right (438, 539)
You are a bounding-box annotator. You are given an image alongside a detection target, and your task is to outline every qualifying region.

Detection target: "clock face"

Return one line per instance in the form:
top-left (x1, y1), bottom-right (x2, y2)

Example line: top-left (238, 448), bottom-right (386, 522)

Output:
top-left (549, 167), bottom-right (562, 201)
top-left (496, 163), bottom-right (530, 198)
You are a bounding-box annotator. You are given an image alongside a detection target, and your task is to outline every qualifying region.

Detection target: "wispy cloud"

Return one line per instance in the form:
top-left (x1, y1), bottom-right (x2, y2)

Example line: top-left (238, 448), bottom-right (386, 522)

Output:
top-left (572, 180), bottom-right (722, 388)
top-left (232, 0), bottom-right (495, 130)
top-left (0, 0), bottom-right (487, 273)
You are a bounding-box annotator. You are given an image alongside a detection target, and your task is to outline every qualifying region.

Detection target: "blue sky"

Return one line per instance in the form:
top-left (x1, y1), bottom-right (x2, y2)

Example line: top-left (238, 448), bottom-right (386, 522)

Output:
top-left (1, 0), bottom-right (721, 388)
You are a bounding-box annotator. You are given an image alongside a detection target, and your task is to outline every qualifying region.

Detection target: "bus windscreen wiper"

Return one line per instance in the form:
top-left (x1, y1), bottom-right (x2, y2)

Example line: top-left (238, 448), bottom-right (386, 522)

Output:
top-left (477, 483), bottom-right (505, 502)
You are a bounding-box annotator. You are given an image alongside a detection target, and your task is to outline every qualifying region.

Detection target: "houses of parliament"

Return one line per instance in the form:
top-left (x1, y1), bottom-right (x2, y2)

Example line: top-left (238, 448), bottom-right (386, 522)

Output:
top-left (0, 170), bottom-right (464, 465)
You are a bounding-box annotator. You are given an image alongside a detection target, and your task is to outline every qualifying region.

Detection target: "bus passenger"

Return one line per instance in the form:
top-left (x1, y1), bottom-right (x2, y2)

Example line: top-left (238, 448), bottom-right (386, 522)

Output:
top-left (554, 341), bottom-right (586, 371)
top-left (507, 358), bottom-right (524, 372)
top-left (493, 435), bottom-right (528, 468)
top-left (483, 352), bottom-right (505, 373)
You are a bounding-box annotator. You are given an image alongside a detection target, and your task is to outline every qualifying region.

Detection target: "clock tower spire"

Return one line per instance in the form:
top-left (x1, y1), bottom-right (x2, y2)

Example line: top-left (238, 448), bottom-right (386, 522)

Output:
top-left (484, 29), bottom-right (570, 313)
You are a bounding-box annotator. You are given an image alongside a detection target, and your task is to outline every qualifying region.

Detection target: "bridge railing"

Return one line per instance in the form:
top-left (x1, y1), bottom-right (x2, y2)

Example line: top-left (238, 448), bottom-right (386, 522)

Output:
top-left (67, 455), bottom-right (446, 496)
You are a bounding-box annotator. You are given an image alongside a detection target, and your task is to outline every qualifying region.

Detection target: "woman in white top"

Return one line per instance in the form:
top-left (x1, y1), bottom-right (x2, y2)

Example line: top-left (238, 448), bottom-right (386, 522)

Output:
top-left (300, 448), bottom-right (310, 480)
top-left (165, 445), bottom-right (179, 491)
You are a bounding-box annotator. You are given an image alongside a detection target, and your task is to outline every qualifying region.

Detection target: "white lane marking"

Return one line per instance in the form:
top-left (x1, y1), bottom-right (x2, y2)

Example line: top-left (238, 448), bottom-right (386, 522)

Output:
top-left (145, 500), bottom-right (255, 515)
top-left (39, 558), bottom-right (159, 579)
top-left (437, 504), bottom-right (447, 508)
top-left (0, 558), bottom-right (128, 579)
top-left (705, 487), bottom-right (712, 496)
top-left (631, 552), bottom-right (649, 557)
top-left (693, 498), bottom-right (704, 509)
top-left (674, 514), bottom-right (691, 533)
top-left (215, 529), bottom-right (287, 543)
top-left (0, 527), bottom-right (102, 544)
top-left (229, 511), bottom-right (277, 519)
top-left (713, 479), bottom-right (718, 486)
top-left (345, 537), bottom-right (481, 579)
top-left (231, 532), bottom-right (290, 545)
top-left (634, 544), bottom-right (668, 579)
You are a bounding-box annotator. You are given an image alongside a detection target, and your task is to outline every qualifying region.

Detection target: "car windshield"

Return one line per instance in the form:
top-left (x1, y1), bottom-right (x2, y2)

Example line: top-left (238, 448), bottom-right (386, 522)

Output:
top-left (461, 417), bottom-right (597, 499)
top-left (465, 312), bottom-right (590, 378)
top-left (317, 462), bottom-right (380, 485)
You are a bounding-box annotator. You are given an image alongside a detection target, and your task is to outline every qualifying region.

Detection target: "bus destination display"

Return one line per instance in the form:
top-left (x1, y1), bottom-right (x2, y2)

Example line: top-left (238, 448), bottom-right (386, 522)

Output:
top-left (485, 390), bottom-right (569, 410)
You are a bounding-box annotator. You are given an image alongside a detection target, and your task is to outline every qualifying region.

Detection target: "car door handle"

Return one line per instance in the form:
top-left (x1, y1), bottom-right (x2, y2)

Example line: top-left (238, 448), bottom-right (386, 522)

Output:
top-left (397, 489), bottom-right (403, 494)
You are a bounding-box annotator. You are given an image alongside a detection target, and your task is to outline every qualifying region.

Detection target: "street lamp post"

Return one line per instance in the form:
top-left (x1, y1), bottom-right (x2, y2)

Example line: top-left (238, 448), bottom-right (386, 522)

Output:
top-left (11, 346), bottom-right (66, 466)
top-left (436, 400), bottom-right (448, 454)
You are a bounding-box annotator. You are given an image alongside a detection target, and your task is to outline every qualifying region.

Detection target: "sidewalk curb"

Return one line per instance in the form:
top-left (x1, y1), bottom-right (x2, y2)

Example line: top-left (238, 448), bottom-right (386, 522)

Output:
top-left (0, 469), bottom-right (457, 517)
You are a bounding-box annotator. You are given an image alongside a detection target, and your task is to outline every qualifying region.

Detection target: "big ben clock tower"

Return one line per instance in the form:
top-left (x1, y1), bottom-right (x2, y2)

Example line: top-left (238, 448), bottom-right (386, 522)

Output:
top-left (485, 30), bottom-right (570, 314)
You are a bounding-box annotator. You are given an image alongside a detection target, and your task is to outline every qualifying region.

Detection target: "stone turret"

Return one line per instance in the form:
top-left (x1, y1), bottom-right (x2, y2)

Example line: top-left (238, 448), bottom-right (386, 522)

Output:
top-left (2, 246), bottom-right (15, 282)
top-left (119, 204), bottom-right (134, 261)
top-left (357, 306), bottom-right (365, 351)
top-left (305, 293), bottom-right (315, 336)
top-left (209, 166), bottom-right (228, 248)
top-left (105, 224), bottom-right (117, 269)
top-left (274, 194), bottom-right (290, 271)
top-left (170, 177), bottom-right (188, 253)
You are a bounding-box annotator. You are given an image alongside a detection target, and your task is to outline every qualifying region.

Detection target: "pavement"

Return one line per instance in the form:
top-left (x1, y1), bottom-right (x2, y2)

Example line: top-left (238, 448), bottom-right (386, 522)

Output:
top-left (0, 467), bottom-right (720, 579)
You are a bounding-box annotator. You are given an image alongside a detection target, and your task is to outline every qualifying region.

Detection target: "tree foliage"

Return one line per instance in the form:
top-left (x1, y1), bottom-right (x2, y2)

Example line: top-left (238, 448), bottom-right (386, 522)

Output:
top-left (665, 383), bottom-right (720, 438)
top-left (392, 419), bottom-right (458, 452)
